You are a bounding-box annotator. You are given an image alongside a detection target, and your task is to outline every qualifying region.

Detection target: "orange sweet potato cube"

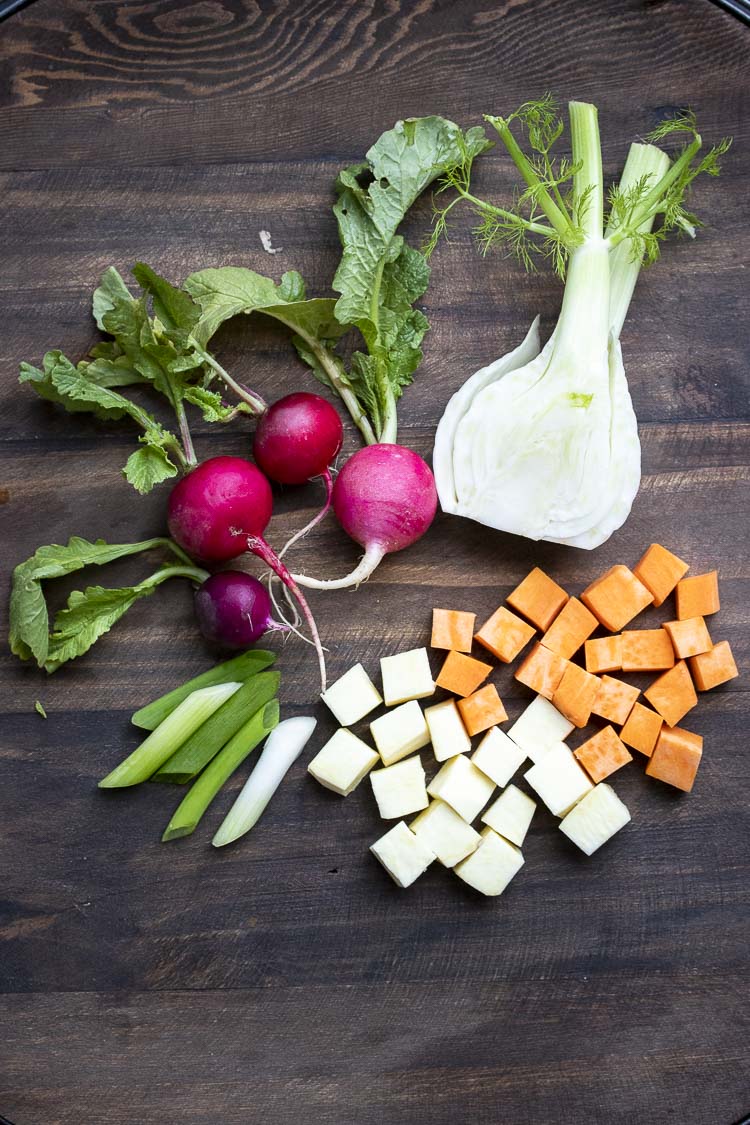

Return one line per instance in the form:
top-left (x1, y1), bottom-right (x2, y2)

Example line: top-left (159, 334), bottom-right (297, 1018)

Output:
top-left (507, 567), bottom-right (569, 631)
top-left (581, 565), bottom-right (653, 632)
top-left (551, 662), bottom-right (600, 728)
top-left (574, 725), bottom-right (632, 783)
top-left (645, 725), bottom-right (703, 792)
top-left (540, 597), bottom-right (598, 660)
top-left (633, 543), bottom-right (689, 608)
top-left (689, 640), bottom-right (739, 692)
top-left (675, 571), bottom-right (720, 620)
top-left (621, 629), bottom-right (675, 673)
top-left (584, 635), bottom-right (622, 675)
top-left (644, 661), bottom-right (698, 727)
top-left (514, 642), bottom-right (567, 700)
top-left (591, 675), bottom-right (640, 725)
top-left (663, 617), bottom-right (712, 660)
top-left (436, 650), bottom-right (492, 697)
top-left (620, 702), bottom-right (663, 757)
top-left (457, 683), bottom-right (508, 736)
top-left (431, 608), bottom-right (476, 653)
top-left (475, 605), bottom-right (535, 663)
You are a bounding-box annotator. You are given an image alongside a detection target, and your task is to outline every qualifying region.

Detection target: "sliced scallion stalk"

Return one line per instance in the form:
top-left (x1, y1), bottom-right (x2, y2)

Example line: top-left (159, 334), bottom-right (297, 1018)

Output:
top-left (99, 681), bottom-right (242, 788)
top-left (161, 699), bottom-right (280, 842)
top-left (131, 649), bottom-right (276, 730)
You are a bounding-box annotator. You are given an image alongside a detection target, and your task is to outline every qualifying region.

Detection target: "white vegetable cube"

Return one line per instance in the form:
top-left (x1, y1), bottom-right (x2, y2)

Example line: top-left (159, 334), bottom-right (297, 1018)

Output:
top-left (481, 784), bottom-right (536, 847)
top-left (427, 754), bottom-right (495, 823)
top-left (424, 699), bottom-right (471, 762)
top-left (370, 821), bottom-right (436, 888)
top-left (320, 663), bottom-right (382, 727)
top-left (370, 755), bottom-right (429, 819)
top-left (307, 729), bottom-right (380, 796)
top-left (369, 700), bottom-right (430, 766)
top-left (409, 799), bottom-right (481, 867)
top-left (508, 694), bottom-right (575, 763)
top-left (471, 726), bottom-right (527, 786)
top-left (524, 742), bottom-right (593, 817)
top-left (380, 647), bottom-right (435, 706)
top-left (559, 783), bottom-right (631, 855)
top-left (453, 827), bottom-right (524, 897)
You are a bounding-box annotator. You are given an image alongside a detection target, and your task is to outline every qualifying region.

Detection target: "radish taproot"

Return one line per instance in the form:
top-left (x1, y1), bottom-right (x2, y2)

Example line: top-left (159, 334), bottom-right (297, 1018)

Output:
top-left (167, 456), bottom-right (327, 690)
top-left (194, 572), bottom-right (287, 649)
top-left (253, 391), bottom-right (344, 556)
top-left (292, 444), bottom-right (438, 589)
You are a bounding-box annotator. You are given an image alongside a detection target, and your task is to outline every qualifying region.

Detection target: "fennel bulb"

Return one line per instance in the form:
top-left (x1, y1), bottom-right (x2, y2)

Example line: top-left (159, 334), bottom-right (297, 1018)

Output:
top-left (432, 99), bottom-right (729, 549)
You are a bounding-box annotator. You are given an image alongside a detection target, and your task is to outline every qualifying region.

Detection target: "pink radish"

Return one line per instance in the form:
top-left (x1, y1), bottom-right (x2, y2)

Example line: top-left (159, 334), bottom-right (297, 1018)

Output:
top-left (194, 572), bottom-right (287, 649)
top-left (254, 392), bottom-right (344, 556)
top-left (292, 444), bottom-right (438, 589)
top-left (167, 456), bottom-right (327, 689)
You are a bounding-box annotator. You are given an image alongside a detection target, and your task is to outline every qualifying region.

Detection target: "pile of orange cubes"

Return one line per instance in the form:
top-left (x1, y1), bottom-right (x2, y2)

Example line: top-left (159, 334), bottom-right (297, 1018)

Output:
top-left (431, 544), bottom-right (739, 793)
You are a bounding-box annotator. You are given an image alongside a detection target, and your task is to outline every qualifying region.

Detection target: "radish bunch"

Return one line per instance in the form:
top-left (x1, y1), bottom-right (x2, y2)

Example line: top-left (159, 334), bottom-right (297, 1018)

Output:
top-left (166, 392), bottom-right (439, 692)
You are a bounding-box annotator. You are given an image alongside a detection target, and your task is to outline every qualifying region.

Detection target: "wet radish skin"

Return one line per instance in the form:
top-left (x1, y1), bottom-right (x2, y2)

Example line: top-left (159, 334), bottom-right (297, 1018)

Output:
top-left (195, 571), bottom-right (275, 648)
top-left (332, 444), bottom-right (438, 554)
top-left (167, 456), bottom-right (273, 563)
top-left (253, 392), bottom-right (344, 485)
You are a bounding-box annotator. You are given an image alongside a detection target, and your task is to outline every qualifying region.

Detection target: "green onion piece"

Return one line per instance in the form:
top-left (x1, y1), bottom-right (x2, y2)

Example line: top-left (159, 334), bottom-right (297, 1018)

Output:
top-left (152, 671), bottom-right (280, 784)
top-left (99, 681), bottom-right (241, 788)
top-left (161, 699), bottom-right (280, 842)
top-left (131, 649), bottom-right (276, 730)
top-left (212, 716), bottom-right (317, 847)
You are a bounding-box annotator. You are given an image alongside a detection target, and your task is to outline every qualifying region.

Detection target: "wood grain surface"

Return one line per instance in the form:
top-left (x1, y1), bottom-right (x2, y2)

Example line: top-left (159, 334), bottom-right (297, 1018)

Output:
top-left (1, 2), bottom-right (749, 1123)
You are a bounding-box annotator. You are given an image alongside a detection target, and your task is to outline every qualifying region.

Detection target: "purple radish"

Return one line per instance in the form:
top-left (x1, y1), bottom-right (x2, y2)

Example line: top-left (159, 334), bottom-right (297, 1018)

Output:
top-left (292, 444), bottom-right (438, 590)
top-left (194, 572), bottom-right (287, 649)
top-left (167, 456), bottom-right (327, 689)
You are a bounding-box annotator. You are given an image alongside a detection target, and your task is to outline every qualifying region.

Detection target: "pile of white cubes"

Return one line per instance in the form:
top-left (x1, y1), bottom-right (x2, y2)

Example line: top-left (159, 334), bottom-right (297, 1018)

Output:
top-left (307, 648), bottom-right (630, 896)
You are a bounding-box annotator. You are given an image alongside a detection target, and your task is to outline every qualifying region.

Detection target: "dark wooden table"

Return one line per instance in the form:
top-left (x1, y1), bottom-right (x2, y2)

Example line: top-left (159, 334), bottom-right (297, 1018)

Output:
top-left (1, 2), bottom-right (748, 1123)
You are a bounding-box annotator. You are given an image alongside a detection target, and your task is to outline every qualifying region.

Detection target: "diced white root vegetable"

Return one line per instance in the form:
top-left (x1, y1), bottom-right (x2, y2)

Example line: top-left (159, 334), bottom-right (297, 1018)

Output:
top-left (471, 726), bottom-right (527, 787)
top-left (427, 754), bottom-right (495, 823)
top-left (370, 700), bottom-right (430, 766)
top-left (508, 695), bottom-right (575, 763)
top-left (424, 699), bottom-right (471, 762)
top-left (320, 663), bottom-right (382, 727)
top-left (559, 783), bottom-right (631, 855)
top-left (370, 755), bottom-right (429, 819)
top-left (481, 784), bottom-right (536, 847)
top-left (380, 647), bottom-right (435, 706)
top-left (410, 799), bottom-right (481, 867)
top-left (453, 827), bottom-right (524, 897)
top-left (524, 743), bottom-right (594, 817)
top-left (307, 729), bottom-right (380, 796)
top-left (370, 821), bottom-right (436, 887)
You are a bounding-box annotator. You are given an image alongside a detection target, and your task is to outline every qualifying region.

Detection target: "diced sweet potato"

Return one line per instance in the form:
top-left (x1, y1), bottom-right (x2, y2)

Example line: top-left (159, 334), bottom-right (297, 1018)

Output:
top-left (689, 640), bottom-right (739, 692)
top-left (551, 662), bottom-right (600, 728)
top-left (475, 605), bottom-right (535, 663)
top-left (644, 661), bottom-right (698, 727)
top-left (431, 608), bottom-right (476, 653)
top-left (621, 629), bottom-right (675, 673)
top-left (457, 683), bottom-right (508, 737)
top-left (514, 643), bottom-right (567, 700)
top-left (574, 725), bottom-right (632, 783)
top-left (675, 570), bottom-right (720, 620)
top-left (540, 597), bottom-right (598, 660)
top-left (620, 702), bottom-right (663, 757)
top-left (581, 565), bottom-right (654, 632)
top-left (591, 675), bottom-right (640, 725)
top-left (436, 650), bottom-right (492, 697)
top-left (584, 635), bottom-right (623, 675)
top-left (663, 617), bottom-right (712, 659)
top-left (633, 543), bottom-right (689, 607)
top-left (507, 567), bottom-right (569, 631)
top-left (645, 725), bottom-right (703, 792)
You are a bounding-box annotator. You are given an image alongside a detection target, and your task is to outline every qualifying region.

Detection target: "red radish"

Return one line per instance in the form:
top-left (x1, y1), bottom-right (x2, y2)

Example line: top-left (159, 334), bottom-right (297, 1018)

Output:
top-left (195, 572), bottom-right (287, 649)
top-left (292, 444), bottom-right (438, 589)
top-left (254, 392), bottom-right (344, 558)
top-left (168, 456), bottom-right (327, 689)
